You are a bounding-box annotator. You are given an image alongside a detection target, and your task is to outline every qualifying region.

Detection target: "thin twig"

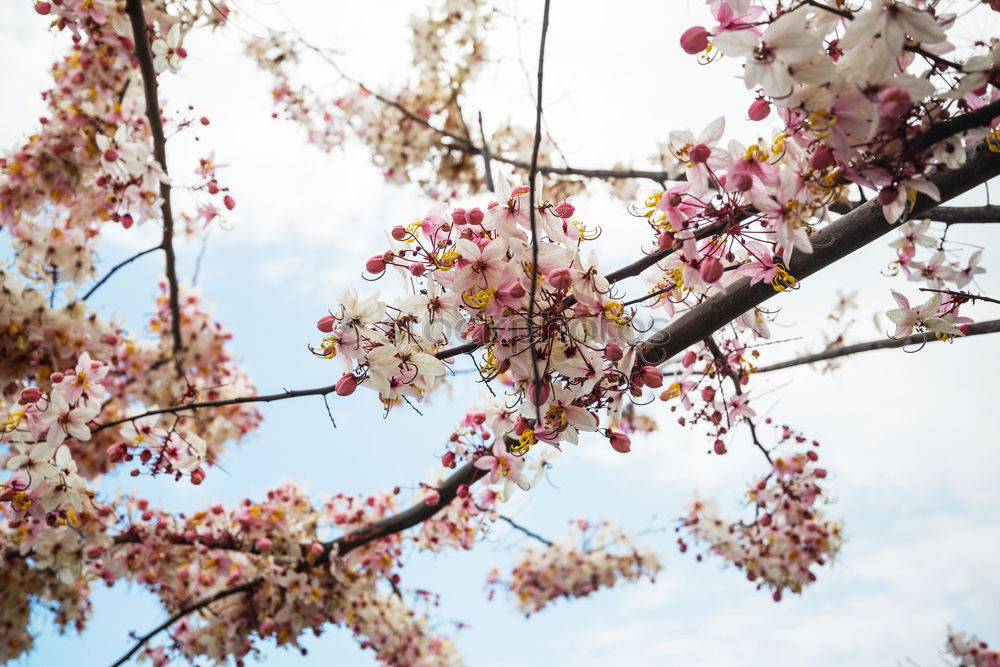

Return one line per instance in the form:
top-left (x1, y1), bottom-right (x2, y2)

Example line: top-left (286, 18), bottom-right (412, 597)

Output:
top-left (125, 0), bottom-right (184, 353)
top-left (525, 0), bottom-right (552, 432)
top-left (478, 111), bottom-right (495, 192)
top-left (752, 319), bottom-right (1000, 373)
top-left (82, 246), bottom-right (160, 301)
top-left (496, 514), bottom-right (554, 546)
top-left (918, 288), bottom-right (1000, 306)
top-left (110, 579), bottom-right (262, 666)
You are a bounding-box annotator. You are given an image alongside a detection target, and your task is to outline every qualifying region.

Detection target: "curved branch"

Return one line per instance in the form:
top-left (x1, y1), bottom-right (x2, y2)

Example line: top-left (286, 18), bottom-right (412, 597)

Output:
top-left (110, 579), bottom-right (262, 667)
top-left (106, 462), bottom-right (485, 665)
top-left (125, 0), bottom-right (184, 353)
top-left (82, 246), bottom-right (161, 301)
top-left (753, 319), bottom-right (1000, 373)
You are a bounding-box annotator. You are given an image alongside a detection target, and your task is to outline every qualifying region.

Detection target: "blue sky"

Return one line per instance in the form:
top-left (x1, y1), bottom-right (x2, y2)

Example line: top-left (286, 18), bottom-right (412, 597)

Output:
top-left (3, 1), bottom-right (1000, 665)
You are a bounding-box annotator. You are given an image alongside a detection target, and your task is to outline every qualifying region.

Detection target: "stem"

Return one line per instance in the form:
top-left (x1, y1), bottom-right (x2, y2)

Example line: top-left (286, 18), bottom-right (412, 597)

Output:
top-left (125, 0), bottom-right (184, 353)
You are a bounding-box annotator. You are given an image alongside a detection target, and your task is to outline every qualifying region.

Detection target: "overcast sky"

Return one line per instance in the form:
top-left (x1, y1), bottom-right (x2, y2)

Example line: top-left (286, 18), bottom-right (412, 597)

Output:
top-left (3, 1), bottom-right (999, 665)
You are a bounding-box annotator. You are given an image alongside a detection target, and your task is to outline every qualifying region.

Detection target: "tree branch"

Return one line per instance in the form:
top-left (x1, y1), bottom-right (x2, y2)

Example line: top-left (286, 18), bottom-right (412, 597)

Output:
top-left (300, 40), bottom-right (674, 185)
top-left (703, 335), bottom-right (771, 463)
top-left (495, 514), bottom-right (554, 546)
top-left (125, 0), bottom-right (184, 353)
top-left (82, 246), bottom-right (161, 301)
top-left (110, 579), bottom-right (262, 667)
top-left (637, 144), bottom-right (1000, 368)
top-left (753, 320), bottom-right (1000, 374)
top-left (105, 461), bottom-right (485, 664)
top-left (829, 203), bottom-right (1000, 224)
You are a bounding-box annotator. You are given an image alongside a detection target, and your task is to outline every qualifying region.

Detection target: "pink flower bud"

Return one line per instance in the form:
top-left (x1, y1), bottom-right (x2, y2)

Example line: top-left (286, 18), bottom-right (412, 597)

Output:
top-left (317, 315), bottom-right (336, 333)
top-left (441, 451), bottom-right (456, 468)
top-left (223, 195), bottom-right (235, 210)
top-left (681, 350), bottom-right (697, 368)
top-left (604, 343), bottom-right (624, 362)
top-left (701, 386), bottom-right (715, 402)
top-left (310, 541), bottom-right (324, 558)
top-left (424, 489), bottom-right (441, 506)
top-left (256, 536), bottom-right (273, 551)
top-left (513, 417), bottom-right (531, 435)
top-left (200, 116), bottom-right (210, 126)
top-left (190, 467), bottom-right (206, 485)
top-left (809, 144), bottom-right (835, 171)
top-left (103, 148), bottom-right (118, 162)
top-left (814, 468), bottom-right (828, 478)
top-left (500, 282), bottom-right (525, 300)
top-left (657, 230), bottom-right (675, 251)
top-left (120, 213), bottom-right (134, 229)
top-left (365, 255), bottom-right (386, 274)
top-left (609, 431), bottom-right (631, 454)
top-left (106, 441), bottom-right (129, 463)
top-left (50, 372), bottom-right (64, 383)
top-left (451, 208), bottom-right (468, 225)
top-left (208, 180), bottom-right (220, 194)
top-left (553, 201), bottom-right (575, 218)
top-left (467, 207), bottom-right (484, 225)
top-left (759, 513), bottom-right (772, 527)
top-left (713, 439), bottom-right (727, 455)
top-left (391, 225), bottom-right (408, 241)
top-left (20, 386), bottom-right (42, 403)
top-left (638, 366), bottom-right (663, 388)
top-left (877, 186), bottom-right (899, 206)
top-left (877, 86), bottom-right (911, 121)
top-left (806, 450), bottom-right (819, 461)
top-left (464, 322), bottom-right (490, 344)
top-left (748, 97), bottom-right (771, 121)
top-left (335, 374), bottom-right (358, 397)
top-left (85, 544), bottom-right (105, 559)
top-left (409, 263), bottom-right (426, 277)
top-left (689, 143), bottom-right (711, 164)
top-left (699, 257), bottom-right (724, 283)
top-left (528, 380), bottom-right (551, 405)
top-left (680, 26), bottom-right (710, 54)
top-left (457, 484), bottom-right (469, 498)
top-left (548, 267), bottom-right (573, 290)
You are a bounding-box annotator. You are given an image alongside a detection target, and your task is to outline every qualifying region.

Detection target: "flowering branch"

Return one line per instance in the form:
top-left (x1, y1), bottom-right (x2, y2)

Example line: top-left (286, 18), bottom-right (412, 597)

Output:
top-left (639, 144), bottom-right (1000, 368)
top-left (124, 0), bottom-right (184, 353)
top-left (110, 579), bottom-right (262, 667)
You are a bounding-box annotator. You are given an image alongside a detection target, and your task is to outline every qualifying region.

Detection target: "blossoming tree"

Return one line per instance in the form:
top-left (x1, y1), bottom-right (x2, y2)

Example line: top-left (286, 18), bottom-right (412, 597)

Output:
top-left (2, 0), bottom-right (1000, 665)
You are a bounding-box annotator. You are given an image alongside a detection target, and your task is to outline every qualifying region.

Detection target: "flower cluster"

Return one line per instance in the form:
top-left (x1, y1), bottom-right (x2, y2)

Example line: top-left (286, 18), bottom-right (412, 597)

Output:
top-left (315, 180), bottom-right (661, 455)
top-left (488, 519), bottom-right (662, 615)
top-left (680, 451), bottom-right (842, 601)
top-left (0, 0), bottom-right (226, 287)
top-left (948, 628), bottom-right (1000, 667)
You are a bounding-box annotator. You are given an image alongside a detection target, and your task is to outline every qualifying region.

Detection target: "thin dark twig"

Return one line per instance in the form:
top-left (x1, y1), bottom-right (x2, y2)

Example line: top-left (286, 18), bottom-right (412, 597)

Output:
top-left (704, 336), bottom-right (772, 463)
top-left (918, 288), bottom-right (1000, 306)
top-left (82, 246), bottom-right (160, 301)
top-left (478, 112), bottom-right (495, 192)
top-left (753, 319), bottom-right (1000, 373)
top-left (496, 514), bottom-right (554, 546)
top-left (322, 394), bottom-right (337, 429)
top-left (125, 0), bottom-right (184, 353)
top-left (298, 38), bottom-right (673, 184)
top-left (110, 579), bottom-right (262, 667)
top-left (525, 0), bottom-right (552, 432)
